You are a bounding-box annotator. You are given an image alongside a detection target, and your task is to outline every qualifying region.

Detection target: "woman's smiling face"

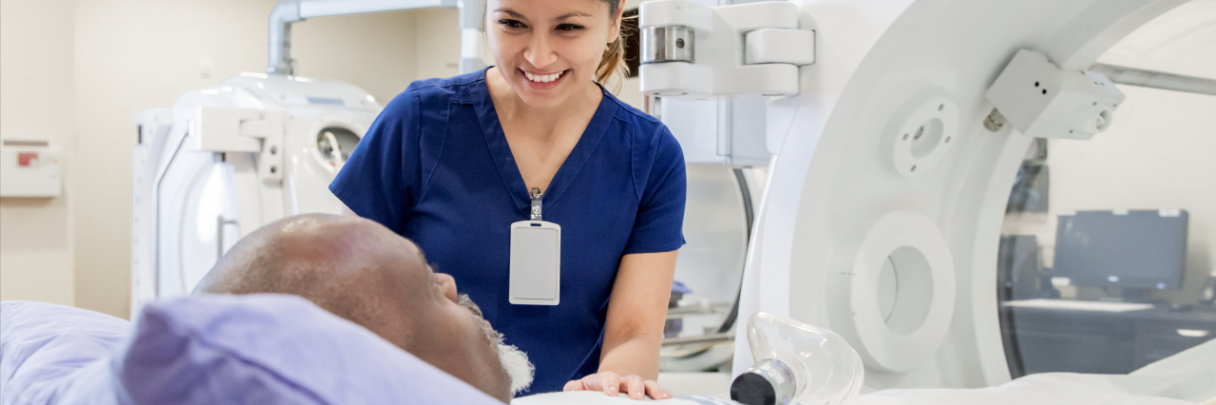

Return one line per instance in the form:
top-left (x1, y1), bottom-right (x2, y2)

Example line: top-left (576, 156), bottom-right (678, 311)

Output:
top-left (486, 0), bottom-right (621, 109)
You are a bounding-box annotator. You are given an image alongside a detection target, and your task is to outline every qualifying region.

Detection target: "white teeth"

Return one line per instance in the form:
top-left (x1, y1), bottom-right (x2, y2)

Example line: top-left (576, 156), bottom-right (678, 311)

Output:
top-left (524, 70), bottom-right (563, 83)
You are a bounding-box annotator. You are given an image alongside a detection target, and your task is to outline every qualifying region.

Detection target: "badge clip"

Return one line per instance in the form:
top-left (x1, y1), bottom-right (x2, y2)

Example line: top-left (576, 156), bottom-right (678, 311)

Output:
top-left (510, 186), bottom-right (560, 306)
top-left (530, 187), bottom-right (543, 221)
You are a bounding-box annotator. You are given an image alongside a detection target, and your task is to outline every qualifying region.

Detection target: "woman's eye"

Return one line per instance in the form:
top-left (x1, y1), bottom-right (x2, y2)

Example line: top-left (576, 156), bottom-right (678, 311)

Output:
top-left (557, 24), bottom-right (584, 32)
top-left (499, 19), bottom-right (526, 29)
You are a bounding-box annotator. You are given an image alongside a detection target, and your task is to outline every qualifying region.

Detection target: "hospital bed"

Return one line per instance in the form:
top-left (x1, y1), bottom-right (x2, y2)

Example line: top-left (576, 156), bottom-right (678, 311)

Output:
top-left (3, 297), bottom-right (1214, 405)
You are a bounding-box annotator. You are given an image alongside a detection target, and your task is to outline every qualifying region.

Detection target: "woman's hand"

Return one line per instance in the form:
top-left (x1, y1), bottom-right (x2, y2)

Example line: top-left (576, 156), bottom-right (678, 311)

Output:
top-left (564, 371), bottom-right (673, 400)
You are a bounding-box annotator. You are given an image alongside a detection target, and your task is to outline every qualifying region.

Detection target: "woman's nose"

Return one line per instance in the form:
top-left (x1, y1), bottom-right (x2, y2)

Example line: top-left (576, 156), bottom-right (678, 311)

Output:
top-left (435, 273), bottom-right (459, 302)
top-left (525, 34), bottom-right (558, 68)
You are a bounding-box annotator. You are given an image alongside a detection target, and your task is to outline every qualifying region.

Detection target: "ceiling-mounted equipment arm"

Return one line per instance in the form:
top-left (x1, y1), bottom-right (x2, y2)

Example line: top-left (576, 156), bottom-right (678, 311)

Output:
top-left (268, 0), bottom-right (303, 76)
top-left (639, 0), bottom-right (815, 98)
top-left (267, 0), bottom-right (467, 76)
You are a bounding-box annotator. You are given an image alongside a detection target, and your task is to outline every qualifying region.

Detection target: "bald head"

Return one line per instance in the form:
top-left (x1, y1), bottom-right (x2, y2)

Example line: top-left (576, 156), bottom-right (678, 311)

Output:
top-left (193, 214), bottom-right (516, 402)
top-left (195, 214), bottom-right (411, 339)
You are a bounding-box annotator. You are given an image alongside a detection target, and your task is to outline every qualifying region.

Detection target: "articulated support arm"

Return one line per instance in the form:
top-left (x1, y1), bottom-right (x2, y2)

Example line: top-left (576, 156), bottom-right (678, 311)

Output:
top-left (639, 0), bottom-right (815, 98)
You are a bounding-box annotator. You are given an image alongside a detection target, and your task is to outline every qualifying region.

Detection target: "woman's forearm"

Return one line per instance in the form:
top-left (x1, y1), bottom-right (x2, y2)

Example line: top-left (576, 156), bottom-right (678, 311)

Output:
top-left (598, 335), bottom-right (663, 380)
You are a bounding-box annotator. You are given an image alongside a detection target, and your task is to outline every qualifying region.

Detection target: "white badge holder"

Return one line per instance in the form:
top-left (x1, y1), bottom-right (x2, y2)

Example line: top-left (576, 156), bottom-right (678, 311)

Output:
top-left (509, 188), bottom-right (561, 305)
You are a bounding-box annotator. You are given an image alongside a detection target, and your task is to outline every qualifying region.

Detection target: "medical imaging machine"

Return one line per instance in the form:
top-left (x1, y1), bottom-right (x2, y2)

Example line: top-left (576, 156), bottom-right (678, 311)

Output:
top-left (129, 0), bottom-right (490, 315)
top-left (637, 0), bottom-right (1216, 392)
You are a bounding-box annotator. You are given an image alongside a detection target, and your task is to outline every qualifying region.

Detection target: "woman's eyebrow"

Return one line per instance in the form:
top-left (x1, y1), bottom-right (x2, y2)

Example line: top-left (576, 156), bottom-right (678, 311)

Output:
top-left (555, 12), bottom-right (593, 21)
top-left (493, 8), bottom-right (592, 21)
top-left (494, 8), bottom-right (527, 19)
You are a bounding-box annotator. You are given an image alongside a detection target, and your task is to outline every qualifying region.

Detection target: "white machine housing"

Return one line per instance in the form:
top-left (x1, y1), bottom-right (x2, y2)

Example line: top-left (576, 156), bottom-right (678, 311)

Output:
top-left (639, 0), bottom-right (815, 98)
top-left (985, 49), bottom-right (1126, 140)
top-left (657, 96), bottom-right (772, 166)
top-left (634, 0), bottom-right (1198, 393)
top-left (130, 74), bottom-right (380, 317)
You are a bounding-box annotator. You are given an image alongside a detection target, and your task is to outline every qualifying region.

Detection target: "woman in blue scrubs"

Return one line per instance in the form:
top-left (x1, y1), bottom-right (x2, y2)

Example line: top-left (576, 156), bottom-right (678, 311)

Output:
top-left (330, 0), bottom-right (684, 400)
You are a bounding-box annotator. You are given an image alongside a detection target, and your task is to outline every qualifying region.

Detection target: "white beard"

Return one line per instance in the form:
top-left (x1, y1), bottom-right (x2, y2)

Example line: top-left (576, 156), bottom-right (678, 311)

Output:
top-left (498, 342), bottom-right (534, 394)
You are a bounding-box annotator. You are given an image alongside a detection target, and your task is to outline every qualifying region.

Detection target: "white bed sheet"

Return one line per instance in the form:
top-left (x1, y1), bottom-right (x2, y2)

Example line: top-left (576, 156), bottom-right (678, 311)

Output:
top-left (513, 339), bottom-right (1216, 405)
top-left (853, 338), bottom-right (1216, 405)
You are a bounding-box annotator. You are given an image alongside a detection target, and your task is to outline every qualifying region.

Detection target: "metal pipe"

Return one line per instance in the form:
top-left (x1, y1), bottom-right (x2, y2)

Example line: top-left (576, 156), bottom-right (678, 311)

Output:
top-left (267, 0), bottom-right (462, 76)
top-left (300, 0), bottom-right (451, 18)
top-left (267, 0), bottom-right (302, 75)
top-left (1088, 63), bottom-right (1216, 97)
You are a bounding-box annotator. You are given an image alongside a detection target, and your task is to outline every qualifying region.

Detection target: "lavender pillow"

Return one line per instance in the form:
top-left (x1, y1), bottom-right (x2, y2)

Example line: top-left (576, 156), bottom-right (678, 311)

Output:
top-left (1, 300), bottom-right (129, 404)
top-left (2, 295), bottom-right (503, 405)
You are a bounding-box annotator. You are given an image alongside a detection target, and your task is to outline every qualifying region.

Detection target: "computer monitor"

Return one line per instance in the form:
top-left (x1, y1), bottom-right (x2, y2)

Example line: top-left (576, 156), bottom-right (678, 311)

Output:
top-left (1053, 210), bottom-right (1188, 290)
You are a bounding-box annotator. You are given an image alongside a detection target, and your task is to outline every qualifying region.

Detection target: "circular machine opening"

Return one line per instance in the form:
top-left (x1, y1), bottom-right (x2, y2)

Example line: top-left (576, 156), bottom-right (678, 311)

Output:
top-left (989, 0), bottom-right (1216, 380)
top-left (910, 118), bottom-right (944, 159)
top-left (879, 246), bottom-right (935, 335)
top-left (316, 126), bottom-right (361, 169)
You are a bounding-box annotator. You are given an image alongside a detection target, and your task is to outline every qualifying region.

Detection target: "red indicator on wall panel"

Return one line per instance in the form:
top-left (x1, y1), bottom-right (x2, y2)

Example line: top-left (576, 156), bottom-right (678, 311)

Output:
top-left (17, 152), bottom-right (38, 167)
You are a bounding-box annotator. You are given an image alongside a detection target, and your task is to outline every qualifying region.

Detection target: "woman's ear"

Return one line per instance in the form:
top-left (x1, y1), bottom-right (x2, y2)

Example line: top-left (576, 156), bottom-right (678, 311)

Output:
top-left (607, 0), bottom-right (626, 43)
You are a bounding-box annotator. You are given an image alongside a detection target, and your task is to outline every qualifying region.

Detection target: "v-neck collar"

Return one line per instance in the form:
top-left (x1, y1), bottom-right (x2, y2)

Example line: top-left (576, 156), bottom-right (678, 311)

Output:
top-left (470, 67), bottom-right (618, 218)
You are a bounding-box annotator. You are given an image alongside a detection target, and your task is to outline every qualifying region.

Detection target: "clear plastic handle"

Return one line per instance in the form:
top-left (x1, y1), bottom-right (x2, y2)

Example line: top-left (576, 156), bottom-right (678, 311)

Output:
top-left (731, 312), bottom-right (864, 405)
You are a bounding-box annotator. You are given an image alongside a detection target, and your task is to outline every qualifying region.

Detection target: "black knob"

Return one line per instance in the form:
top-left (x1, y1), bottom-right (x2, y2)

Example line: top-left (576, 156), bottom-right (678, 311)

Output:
top-left (731, 372), bottom-right (777, 405)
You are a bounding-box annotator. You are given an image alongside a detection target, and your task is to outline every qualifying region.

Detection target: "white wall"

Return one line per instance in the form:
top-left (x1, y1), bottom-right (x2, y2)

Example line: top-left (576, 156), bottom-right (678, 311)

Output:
top-left (0, 0), bottom-right (76, 306)
top-left (1007, 85), bottom-right (1216, 303)
top-left (414, 8), bottom-right (463, 82)
top-left (294, 9), bottom-right (421, 104)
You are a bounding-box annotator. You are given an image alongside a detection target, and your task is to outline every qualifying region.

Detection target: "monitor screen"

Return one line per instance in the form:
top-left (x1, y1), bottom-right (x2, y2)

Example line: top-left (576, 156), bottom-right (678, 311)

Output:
top-left (1053, 210), bottom-right (1187, 290)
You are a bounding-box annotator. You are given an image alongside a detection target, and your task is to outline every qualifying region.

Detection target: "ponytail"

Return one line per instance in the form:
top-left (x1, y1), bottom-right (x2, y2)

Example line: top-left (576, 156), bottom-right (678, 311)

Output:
top-left (595, 1), bottom-right (631, 93)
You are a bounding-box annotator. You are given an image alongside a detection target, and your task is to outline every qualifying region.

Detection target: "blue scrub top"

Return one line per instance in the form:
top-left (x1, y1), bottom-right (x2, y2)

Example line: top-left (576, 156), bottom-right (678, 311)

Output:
top-left (330, 68), bottom-right (686, 395)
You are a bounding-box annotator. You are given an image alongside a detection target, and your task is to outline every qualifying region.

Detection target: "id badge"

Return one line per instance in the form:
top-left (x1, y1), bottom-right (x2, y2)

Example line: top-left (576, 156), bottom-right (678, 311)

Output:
top-left (508, 220), bottom-right (561, 305)
top-left (509, 187), bottom-right (561, 305)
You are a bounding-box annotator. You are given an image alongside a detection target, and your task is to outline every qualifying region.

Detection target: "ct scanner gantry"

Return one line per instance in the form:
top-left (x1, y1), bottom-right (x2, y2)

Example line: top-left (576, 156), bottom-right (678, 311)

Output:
top-left (636, 0), bottom-right (1215, 391)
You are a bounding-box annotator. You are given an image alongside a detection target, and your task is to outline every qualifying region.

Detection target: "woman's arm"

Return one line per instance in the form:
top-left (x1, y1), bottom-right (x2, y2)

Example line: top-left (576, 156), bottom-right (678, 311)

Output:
top-left (564, 250), bottom-right (678, 400)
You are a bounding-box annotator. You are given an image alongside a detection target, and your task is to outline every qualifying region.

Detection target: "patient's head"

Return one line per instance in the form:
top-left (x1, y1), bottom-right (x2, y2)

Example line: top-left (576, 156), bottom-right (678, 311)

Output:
top-left (194, 214), bottom-right (531, 402)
